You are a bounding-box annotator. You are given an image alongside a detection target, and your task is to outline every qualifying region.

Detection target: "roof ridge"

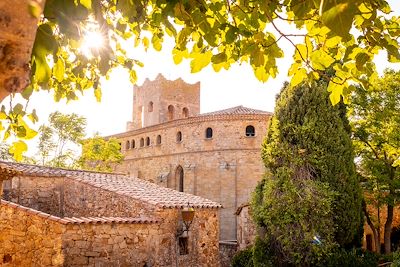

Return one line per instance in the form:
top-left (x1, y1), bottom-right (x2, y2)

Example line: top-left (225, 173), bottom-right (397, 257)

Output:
top-left (0, 160), bottom-right (127, 176)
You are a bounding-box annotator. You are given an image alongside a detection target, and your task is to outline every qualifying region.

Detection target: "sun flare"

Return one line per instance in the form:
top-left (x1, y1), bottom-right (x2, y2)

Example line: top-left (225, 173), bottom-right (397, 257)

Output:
top-left (81, 29), bottom-right (105, 57)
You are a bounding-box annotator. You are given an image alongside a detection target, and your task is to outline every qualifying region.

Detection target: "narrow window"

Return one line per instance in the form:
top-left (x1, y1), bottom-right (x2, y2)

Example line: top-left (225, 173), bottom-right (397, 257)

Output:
top-left (245, 125), bottom-right (255, 137)
top-left (168, 105), bottom-right (175, 121)
top-left (178, 237), bottom-right (189, 255)
top-left (146, 137), bottom-right (151, 146)
top-left (148, 101), bottom-right (153, 112)
top-left (176, 165), bottom-right (184, 192)
top-left (125, 140), bottom-right (130, 150)
top-left (131, 139), bottom-right (135, 149)
top-left (156, 135), bottom-right (162, 145)
top-left (205, 127), bottom-right (213, 139)
top-left (182, 107), bottom-right (189, 118)
top-left (176, 131), bottom-right (182, 142)
top-left (140, 138), bottom-right (144, 147)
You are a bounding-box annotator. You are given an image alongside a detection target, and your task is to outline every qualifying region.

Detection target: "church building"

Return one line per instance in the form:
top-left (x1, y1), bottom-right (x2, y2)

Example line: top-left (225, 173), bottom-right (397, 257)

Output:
top-left (109, 74), bottom-right (271, 241)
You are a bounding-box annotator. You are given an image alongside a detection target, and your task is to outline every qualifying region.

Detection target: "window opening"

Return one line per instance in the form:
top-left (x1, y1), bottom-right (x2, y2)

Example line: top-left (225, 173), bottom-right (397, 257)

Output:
top-left (148, 101), bottom-right (153, 112)
top-left (205, 127), bottom-right (213, 139)
top-left (125, 140), bottom-right (130, 150)
top-left (178, 237), bottom-right (189, 255)
top-left (140, 138), bottom-right (144, 147)
top-left (245, 125), bottom-right (255, 137)
top-left (168, 105), bottom-right (175, 121)
top-left (176, 165), bottom-right (184, 192)
top-left (146, 137), bottom-right (150, 146)
top-left (182, 107), bottom-right (189, 118)
top-left (132, 139), bottom-right (135, 149)
top-left (156, 135), bottom-right (161, 145)
top-left (176, 131), bottom-right (182, 142)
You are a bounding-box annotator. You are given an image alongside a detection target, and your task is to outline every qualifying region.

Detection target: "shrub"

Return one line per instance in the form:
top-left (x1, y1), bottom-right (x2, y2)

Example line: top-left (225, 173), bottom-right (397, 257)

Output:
top-left (318, 248), bottom-right (379, 267)
top-left (231, 247), bottom-right (253, 267)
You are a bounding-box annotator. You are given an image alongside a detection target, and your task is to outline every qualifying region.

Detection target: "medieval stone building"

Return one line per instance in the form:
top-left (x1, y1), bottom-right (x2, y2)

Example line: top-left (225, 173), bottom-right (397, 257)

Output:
top-left (109, 74), bottom-right (272, 241)
top-left (0, 161), bottom-right (221, 266)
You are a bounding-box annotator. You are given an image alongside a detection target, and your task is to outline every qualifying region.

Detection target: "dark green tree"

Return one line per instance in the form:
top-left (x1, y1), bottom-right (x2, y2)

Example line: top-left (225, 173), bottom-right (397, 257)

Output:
top-left (252, 80), bottom-right (363, 265)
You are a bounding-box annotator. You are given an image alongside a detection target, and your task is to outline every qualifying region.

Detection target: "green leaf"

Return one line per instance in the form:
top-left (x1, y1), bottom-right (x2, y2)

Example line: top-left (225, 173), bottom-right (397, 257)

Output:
top-left (9, 141), bottom-right (28, 162)
top-left (321, 2), bottom-right (357, 38)
top-left (28, 109), bottom-right (39, 123)
top-left (13, 104), bottom-right (24, 116)
top-left (190, 51), bottom-right (212, 73)
top-left (290, 68), bottom-right (307, 87)
top-left (310, 50), bottom-right (335, 70)
top-left (94, 87), bottom-right (102, 102)
top-left (28, 1), bottom-right (42, 18)
top-left (79, 0), bottom-right (91, 9)
top-left (254, 67), bottom-right (269, 83)
top-left (327, 81), bottom-right (344, 105)
top-left (211, 52), bottom-right (227, 64)
top-left (53, 58), bottom-right (65, 82)
top-left (21, 86), bottom-right (34, 100)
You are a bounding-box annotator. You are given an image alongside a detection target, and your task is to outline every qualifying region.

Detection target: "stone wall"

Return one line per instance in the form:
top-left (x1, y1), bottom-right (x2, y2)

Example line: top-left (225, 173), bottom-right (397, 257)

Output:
top-left (236, 205), bottom-right (257, 250)
top-left (113, 115), bottom-right (269, 240)
top-left (219, 241), bottom-right (237, 267)
top-left (1, 176), bottom-right (221, 266)
top-left (0, 200), bottom-right (65, 266)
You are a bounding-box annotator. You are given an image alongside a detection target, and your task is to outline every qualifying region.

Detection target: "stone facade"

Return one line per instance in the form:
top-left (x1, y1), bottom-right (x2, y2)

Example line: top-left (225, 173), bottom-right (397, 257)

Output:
top-left (109, 75), bottom-right (271, 241)
top-left (235, 204), bottom-right (257, 251)
top-left (0, 162), bottom-right (221, 266)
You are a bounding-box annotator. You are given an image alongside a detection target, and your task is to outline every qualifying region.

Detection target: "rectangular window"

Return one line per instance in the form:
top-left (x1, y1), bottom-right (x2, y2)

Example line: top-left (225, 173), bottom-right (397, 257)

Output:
top-left (178, 236), bottom-right (189, 255)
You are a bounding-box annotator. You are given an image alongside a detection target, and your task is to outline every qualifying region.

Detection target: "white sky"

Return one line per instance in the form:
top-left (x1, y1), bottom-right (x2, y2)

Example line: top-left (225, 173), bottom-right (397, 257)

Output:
top-left (7, 0), bottom-right (400, 152)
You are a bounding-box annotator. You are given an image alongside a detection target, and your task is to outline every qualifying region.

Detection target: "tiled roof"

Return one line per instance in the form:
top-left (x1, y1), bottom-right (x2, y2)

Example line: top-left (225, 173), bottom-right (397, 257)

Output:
top-left (0, 161), bottom-right (125, 178)
top-left (1, 200), bottom-right (158, 224)
top-left (199, 105), bottom-right (271, 116)
top-left (0, 161), bottom-right (221, 209)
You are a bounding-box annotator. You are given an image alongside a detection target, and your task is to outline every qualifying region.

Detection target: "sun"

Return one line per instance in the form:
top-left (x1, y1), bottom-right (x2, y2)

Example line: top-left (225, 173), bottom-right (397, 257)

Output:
top-left (81, 28), bottom-right (105, 57)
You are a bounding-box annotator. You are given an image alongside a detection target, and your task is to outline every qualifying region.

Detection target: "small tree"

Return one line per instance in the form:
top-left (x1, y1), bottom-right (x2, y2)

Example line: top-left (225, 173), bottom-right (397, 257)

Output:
top-left (36, 111), bottom-right (87, 168)
top-left (78, 136), bottom-right (123, 172)
top-left (350, 69), bottom-right (400, 254)
top-left (252, 80), bottom-right (363, 265)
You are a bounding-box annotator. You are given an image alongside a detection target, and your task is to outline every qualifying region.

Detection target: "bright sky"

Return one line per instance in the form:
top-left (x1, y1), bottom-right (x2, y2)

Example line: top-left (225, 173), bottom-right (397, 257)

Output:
top-left (12, 0), bottom-right (400, 147)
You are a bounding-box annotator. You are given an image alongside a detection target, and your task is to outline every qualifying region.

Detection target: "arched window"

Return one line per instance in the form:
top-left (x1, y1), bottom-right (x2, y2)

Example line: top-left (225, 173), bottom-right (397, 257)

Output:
top-left (140, 138), bottom-right (144, 147)
top-left (205, 127), bottom-right (213, 139)
top-left (168, 105), bottom-right (175, 121)
top-left (146, 137), bottom-right (151, 146)
top-left (245, 125), bottom-right (255, 137)
top-left (148, 101), bottom-right (153, 112)
top-left (176, 131), bottom-right (182, 142)
top-left (156, 135), bottom-right (162, 145)
top-left (182, 107), bottom-right (189, 118)
top-left (176, 165), bottom-right (184, 192)
top-left (125, 140), bottom-right (130, 150)
top-left (131, 139), bottom-right (135, 149)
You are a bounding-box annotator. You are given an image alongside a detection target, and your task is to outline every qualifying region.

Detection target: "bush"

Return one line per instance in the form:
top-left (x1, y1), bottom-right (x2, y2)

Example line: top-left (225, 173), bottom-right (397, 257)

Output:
top-left (391, 250), bottom-right (400, 267)
top-left (317, 248), bottom-right (379, 267)
top-left (231, 247), bottom-right (253, 267)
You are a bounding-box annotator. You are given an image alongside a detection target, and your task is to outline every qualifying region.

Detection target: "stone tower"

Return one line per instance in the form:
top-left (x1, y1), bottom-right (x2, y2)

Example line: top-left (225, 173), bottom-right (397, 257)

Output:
top-left (127, 74), bottom-right (201, 130)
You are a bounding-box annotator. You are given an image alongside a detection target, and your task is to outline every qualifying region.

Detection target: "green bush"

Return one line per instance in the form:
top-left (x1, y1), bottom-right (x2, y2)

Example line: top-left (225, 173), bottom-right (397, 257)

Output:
top-left (391, 250), bottom-right (400, 267)
top-left (231, 247), bottom-right (253, 267)
top-left (317, 248), bottom-right (379, 267)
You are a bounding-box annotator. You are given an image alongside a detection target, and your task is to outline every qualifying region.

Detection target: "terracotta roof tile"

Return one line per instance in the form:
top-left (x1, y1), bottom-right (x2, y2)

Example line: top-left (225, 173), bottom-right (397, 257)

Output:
top-left (199, 105), bottom-right (271, 116)
top-left (0, 200), bottom-right (159, 224)
top-left (0, 161), bottom-right (222, 209)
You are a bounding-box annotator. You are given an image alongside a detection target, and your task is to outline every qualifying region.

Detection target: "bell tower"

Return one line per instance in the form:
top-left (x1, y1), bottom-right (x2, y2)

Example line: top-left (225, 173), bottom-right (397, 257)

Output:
top-left (127, 74), bottom-right (200, 130)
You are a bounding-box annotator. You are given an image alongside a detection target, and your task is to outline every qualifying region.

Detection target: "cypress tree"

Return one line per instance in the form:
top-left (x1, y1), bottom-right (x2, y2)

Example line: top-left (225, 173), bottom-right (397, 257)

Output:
top-left (252, 80), bottom-right (363, 265)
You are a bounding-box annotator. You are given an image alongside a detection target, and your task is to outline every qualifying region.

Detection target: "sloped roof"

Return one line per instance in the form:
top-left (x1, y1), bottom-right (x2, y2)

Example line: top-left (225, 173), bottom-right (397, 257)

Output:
top-left (0, 161), bottom-right (221, 209)
top-left (1, 199), bottom-right (159, 224)
top-left (199, 105), bottom-right (271, 116)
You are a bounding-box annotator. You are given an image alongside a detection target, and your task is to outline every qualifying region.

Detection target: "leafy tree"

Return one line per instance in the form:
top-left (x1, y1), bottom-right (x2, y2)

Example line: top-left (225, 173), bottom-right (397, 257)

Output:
top-left (252, 80), bottom-right (363, 265)
top-left (1, 0), bottom-right (399, 160)
top-left (349, 69), bottom-right (400, 254)
top-left (78, 135), bottom-right (123, 172)
top-left (36, 111), bottom-right (87, 168)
